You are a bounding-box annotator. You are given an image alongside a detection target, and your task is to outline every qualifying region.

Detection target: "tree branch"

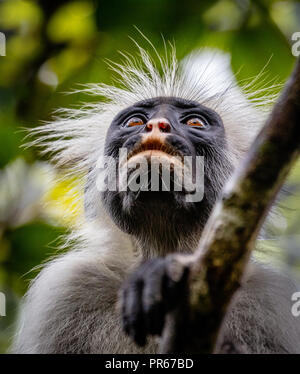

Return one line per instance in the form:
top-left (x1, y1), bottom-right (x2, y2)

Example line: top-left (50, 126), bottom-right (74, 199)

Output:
top-left (160, 58), bottom-right (300, 353)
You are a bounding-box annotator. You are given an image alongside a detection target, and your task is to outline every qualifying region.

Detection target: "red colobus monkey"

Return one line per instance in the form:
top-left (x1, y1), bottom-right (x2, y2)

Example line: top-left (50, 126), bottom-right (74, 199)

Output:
top-left (12, 47), bottom-right (300, 353)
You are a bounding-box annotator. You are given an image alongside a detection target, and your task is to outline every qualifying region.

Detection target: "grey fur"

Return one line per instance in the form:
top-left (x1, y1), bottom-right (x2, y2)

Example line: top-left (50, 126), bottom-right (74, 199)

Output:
top-left (12, 239), bottom-right (300, 353)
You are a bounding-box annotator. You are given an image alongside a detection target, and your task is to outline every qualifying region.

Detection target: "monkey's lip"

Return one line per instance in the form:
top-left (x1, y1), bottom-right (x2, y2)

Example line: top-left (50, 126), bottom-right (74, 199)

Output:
top-left (127, 150), bottom-right (183, 167)
top-left (126, 139), bottom-right (184, 166)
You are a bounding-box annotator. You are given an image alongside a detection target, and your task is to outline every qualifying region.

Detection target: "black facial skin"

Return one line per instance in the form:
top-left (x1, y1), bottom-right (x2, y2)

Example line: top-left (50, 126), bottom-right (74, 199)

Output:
top-left (101, 97), bottom-right (233, 255)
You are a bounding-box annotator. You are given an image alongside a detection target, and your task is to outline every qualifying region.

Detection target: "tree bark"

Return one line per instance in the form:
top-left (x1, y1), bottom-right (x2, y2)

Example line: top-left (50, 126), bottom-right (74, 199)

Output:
top-left (160, 58), bottom-right (300, 353)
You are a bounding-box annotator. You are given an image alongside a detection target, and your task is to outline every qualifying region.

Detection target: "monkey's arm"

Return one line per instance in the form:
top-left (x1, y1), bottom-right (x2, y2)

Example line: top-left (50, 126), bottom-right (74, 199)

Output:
top-left (12, 250), bottom-right (156, 354)
top-left (121, 257), bottom-right (300, 354)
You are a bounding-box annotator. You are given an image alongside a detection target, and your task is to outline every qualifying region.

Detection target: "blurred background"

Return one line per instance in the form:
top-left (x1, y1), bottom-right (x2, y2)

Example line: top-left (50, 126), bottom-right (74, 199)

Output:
top-left (0, 0), bottom-right (300, 353)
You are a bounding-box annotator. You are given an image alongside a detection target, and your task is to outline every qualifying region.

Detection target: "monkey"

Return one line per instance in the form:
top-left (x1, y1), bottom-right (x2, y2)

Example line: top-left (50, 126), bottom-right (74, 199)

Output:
top-left (11, 47), bottom-right (300, 354)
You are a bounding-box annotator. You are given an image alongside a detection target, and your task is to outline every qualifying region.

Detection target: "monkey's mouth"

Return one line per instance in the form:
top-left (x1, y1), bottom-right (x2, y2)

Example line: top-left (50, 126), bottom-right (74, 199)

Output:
top-left (126, 139), bottom-right (184, 167)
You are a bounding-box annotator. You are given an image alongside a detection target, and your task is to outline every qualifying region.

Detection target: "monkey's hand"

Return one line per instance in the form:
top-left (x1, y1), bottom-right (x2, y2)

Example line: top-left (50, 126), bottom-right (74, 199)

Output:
top-left (120, 254), bottom-right (191, 346)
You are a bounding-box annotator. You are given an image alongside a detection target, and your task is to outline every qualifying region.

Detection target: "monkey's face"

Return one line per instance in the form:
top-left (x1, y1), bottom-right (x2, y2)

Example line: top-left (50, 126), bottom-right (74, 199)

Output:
top-left (101, 97), bottom-right (232, 239)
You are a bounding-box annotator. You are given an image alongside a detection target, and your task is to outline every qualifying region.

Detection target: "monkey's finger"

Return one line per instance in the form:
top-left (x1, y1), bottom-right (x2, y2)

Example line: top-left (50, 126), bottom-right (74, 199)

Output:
top-left (142, 260), bottom-right (166, 336)
top-left (123, 279), bottom-right (147, 346)
top-left (163, 258), bottom-right (190, 311)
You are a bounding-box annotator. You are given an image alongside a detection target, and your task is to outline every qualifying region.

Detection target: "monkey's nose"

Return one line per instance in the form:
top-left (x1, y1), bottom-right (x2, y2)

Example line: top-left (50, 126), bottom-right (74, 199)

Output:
top-left (145, 118), bottom-right (171, 133)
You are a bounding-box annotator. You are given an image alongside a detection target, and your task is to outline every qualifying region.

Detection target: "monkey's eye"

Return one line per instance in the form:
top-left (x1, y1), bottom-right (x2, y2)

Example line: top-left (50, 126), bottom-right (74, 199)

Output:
top-left (126, 117), bottom-right (145, 127)
top-left (186, 118), bottom-right (206, 127)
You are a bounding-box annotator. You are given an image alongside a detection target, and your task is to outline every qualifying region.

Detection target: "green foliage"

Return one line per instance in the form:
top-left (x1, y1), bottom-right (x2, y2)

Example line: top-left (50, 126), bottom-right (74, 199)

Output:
top-left (5, 222), bottom-right (66, 288)
top-left (0, 0), bottom-right (299, 353)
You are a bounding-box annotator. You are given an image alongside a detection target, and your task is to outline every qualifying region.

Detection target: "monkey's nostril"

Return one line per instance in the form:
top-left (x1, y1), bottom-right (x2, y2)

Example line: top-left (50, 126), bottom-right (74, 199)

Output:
top-left (158, 122), bottom-right (171, 133)
top-left (146, 123), bottom-right (153, 132)
top-left (145, 119), bottom-right (171, 133)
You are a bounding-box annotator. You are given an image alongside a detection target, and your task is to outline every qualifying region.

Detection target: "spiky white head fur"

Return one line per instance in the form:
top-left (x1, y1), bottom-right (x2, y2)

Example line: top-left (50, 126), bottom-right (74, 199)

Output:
top-left (31, 47), bottom-right (272, 173)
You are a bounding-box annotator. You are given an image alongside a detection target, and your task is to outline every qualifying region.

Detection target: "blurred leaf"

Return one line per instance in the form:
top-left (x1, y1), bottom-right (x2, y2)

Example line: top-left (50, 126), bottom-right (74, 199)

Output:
top-left (203, 0), bottom-right (243, 31)
top-left (47, 1), bottom-right (96, 43)
top-left (5, 221), bottom-right (66, 283)
top-left (0, 126), bottom-right (22, 168)
top-left (0, 158), bottom-right (54, 227)
top-left (231, 21), bottom-right (294, 83)
top-left (0, 0), bottom-right (43, 31)
top-left (48, 46), bottom-right (90, 84)
top-left (43, 175), bottom-right (83, 227)
top-left (270, 1), bottom-right (300, 38)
